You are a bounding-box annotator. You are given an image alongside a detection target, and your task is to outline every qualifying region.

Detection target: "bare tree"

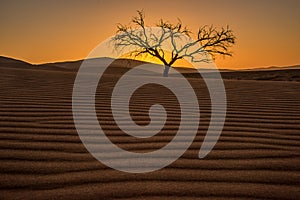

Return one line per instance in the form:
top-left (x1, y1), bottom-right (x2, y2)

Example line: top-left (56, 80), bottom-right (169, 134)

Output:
top-left (112, 10), bottom-right (236, 77)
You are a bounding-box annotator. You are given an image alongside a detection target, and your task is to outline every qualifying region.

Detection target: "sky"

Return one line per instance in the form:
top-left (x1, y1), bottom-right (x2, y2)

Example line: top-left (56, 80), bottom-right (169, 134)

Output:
top-left (0, 0), bottom-right (299, 69)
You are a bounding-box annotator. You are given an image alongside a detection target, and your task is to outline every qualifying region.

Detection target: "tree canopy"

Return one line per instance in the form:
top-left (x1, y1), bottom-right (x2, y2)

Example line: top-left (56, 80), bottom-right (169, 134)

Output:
top-left (112, 10), bottom-right (236, 76)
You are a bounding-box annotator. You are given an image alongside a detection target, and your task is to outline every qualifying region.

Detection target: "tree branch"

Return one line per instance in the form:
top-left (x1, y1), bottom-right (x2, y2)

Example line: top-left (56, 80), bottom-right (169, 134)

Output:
top-left (111, 10), bottom-right (236, 70)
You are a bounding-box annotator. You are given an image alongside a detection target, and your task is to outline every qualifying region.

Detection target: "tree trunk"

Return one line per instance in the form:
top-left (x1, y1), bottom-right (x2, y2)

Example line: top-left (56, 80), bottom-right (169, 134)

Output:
top-left (163, 65), bottom-right (170, 77)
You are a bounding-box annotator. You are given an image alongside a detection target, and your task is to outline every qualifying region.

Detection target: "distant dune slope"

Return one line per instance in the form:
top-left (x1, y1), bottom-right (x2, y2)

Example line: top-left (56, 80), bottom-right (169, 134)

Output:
top-left (0, 57), bottom-right (299, 199)
top-left (1, 56), bottom-right (299, 81)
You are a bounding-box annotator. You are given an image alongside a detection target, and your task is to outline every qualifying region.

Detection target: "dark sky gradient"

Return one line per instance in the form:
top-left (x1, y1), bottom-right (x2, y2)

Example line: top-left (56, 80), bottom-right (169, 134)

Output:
top-left (1, 0), bottom-right (299, 69)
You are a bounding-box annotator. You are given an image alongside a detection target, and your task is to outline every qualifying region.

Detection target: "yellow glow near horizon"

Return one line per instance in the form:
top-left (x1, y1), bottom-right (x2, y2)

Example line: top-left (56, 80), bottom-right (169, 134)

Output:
top-left (120, 51), bottom-right (194, 68)
top-left (0, 1), bottom-right (299, 69)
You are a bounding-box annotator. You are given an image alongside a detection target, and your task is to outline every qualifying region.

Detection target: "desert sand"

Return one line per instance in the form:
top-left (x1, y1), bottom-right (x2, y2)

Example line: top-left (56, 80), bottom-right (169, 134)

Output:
top-left (0, 57), bottom-right (299, 199)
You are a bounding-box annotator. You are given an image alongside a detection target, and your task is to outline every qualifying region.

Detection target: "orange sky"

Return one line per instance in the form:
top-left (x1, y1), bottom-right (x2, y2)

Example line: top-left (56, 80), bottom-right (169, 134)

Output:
top-left (0, 0), bottom-right (299, 69)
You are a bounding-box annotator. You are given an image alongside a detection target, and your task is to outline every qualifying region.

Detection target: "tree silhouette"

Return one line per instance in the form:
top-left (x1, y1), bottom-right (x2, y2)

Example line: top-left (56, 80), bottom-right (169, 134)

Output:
top-left (112, 10), bottom-right (236, 77)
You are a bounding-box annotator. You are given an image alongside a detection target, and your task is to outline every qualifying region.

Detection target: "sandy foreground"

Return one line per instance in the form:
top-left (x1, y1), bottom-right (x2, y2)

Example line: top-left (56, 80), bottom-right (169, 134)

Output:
top-left (0, 59), bottom-right (299, 199)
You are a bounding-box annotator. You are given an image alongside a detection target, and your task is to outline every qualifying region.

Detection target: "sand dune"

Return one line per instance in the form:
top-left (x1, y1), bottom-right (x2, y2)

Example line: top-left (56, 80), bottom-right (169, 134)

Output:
top-left (0, 58), bottom-right (299, 199)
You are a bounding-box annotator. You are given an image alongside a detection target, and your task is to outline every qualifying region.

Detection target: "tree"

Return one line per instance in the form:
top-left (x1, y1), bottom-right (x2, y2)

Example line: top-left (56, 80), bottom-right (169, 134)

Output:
top-left (112, 10), bottom-right (236, 77)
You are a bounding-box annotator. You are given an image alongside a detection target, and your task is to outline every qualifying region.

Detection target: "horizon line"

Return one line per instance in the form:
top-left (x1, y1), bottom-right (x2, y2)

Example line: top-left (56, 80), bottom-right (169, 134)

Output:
top-left (1, 54), bottom-right (300, 71)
